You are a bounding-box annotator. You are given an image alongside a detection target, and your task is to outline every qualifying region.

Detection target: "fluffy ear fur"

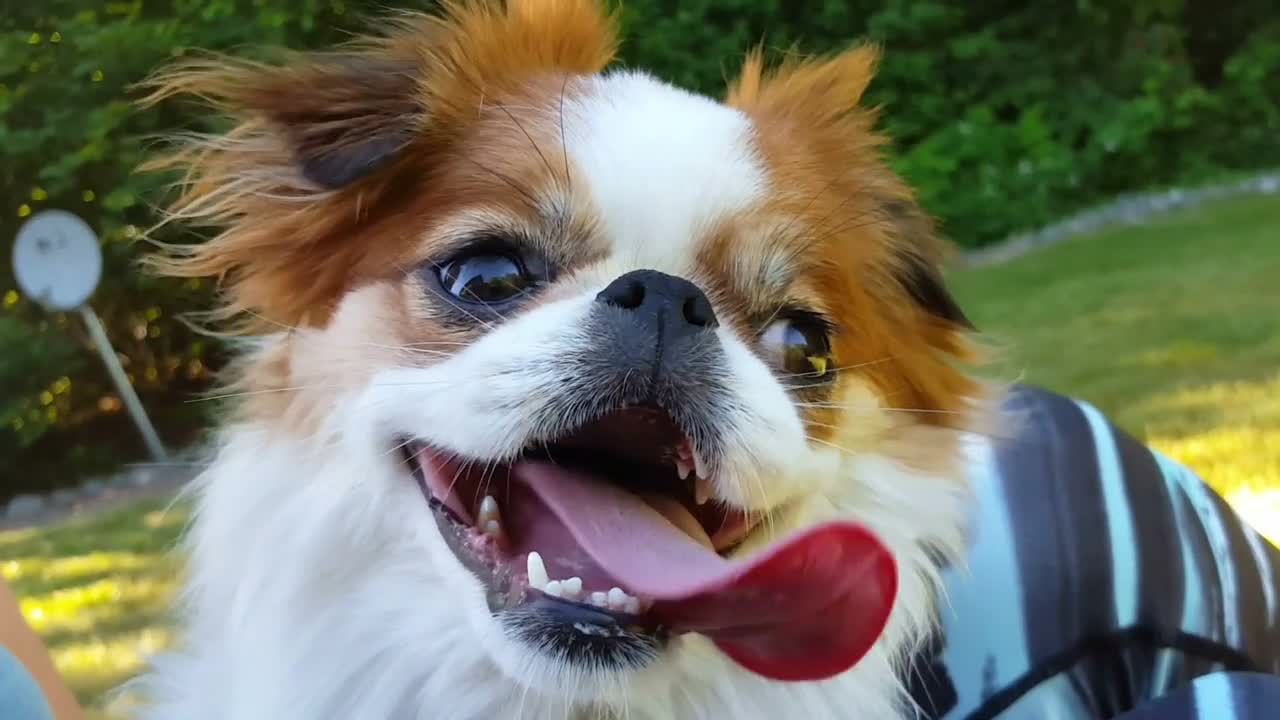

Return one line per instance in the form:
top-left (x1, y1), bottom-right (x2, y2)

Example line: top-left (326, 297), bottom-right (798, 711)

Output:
top-left (877, 199), bottom-right (975, 331)
top-left (138, 0), bottom-right (619, 332)
top-left (264, 55), bottom-right (423, 190)
top-left (725, 44), bottom-right (981, 426)
top-left (727, 45), bottom-right (974, 333)
top-left (726, 44), bottom-right (881, 124)
top-left (137, 44), bottom-right (428, 330)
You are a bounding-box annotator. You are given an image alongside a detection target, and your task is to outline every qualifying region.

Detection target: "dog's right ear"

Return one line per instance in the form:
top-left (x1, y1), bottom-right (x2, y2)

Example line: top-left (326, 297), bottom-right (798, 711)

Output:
top-left (142, 50), bottom-right (423, 191)
top-left (256, 55), bottom-right (421, 189)
top-left (136, 49), bottom-right (426, 330)
top-left (139, 2), bottom-right (620, 332)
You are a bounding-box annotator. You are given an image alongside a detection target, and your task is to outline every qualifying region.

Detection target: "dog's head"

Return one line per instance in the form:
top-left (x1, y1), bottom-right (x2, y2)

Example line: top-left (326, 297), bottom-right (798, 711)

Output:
top-left (146, 0), bottom-right (987, 710)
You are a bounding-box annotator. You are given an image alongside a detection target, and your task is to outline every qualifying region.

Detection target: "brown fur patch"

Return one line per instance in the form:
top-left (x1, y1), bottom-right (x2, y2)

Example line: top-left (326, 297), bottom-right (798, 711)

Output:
top-left (142, 1), bottom-right (992, 445)
top-left (139, 0), bottom-right (618, 333)
top-left (715, 45), bottom-right (985, 431)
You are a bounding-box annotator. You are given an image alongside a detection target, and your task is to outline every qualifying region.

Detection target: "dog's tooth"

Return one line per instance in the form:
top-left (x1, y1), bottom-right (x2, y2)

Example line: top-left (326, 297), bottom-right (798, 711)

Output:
top-left (623, 597), bottom-right (642, 615)
top-left (482, 519), bottom-right (503, 539)
top-left (478, 495), bottom-right (501, 526)
top-left (589, 591), bottom-right (609, 607)
top-left (607, 587), bottom-right (629, 611)
top-left (692, 451), bottom-right (710, 485)
top-left (544, 580), bottom-right (563, 598)
top-left (694, 475), bottom-right (713, 506)
top-left (675, 458), bottom-right (693, 481)
top-left (562, 577), bottom-right (583, 599)
top-left (526, 552), bottom-right (549, 590)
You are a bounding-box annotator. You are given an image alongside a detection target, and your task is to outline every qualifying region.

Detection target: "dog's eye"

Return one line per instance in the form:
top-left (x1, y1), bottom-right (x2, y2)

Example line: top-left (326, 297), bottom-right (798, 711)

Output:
top-left (760, 315), bottom-right (833, 381)
top-left (438, 252), bottom-right (532, 304)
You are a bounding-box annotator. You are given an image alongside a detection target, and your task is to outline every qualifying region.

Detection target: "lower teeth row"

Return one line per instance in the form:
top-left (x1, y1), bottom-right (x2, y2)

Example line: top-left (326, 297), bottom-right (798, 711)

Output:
top-left (474, 496), bottom-right (651, 614)
top-left (527, 552), bottom-right (650, 614)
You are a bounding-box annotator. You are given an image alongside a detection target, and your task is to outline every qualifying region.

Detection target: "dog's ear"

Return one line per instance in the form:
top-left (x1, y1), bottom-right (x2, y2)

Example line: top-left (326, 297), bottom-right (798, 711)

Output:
top-left (726, 43), bottom-right (880, 125)
top-left (143, 51), bottom-right (423, 192)
top-left (257, 55), bottom-right (422, 189)
top-left (879, 199), bottom-right (975, 331)
top-left (138, 50), bottom-right (425, 329)
top-left (140, 2), bottom-right (621, 331)
top-left (727, 44), bottom-right (973, 332)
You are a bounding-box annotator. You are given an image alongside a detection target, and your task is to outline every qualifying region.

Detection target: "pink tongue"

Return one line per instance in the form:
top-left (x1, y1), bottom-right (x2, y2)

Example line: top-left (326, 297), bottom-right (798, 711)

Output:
top-left (514, 461), bottom-right (897, 682)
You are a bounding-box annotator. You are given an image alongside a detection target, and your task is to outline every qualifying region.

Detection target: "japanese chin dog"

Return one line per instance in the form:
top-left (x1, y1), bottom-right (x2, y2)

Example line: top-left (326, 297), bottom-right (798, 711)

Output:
top-left (132, 1), bottom-right (996, 718)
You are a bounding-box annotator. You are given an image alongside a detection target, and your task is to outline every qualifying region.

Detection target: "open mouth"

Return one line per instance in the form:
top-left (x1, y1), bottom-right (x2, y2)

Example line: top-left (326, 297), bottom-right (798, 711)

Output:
top-left (408, 407), bottom-right (757, 618)
top-left (405, 406), bottom-right (900, 682)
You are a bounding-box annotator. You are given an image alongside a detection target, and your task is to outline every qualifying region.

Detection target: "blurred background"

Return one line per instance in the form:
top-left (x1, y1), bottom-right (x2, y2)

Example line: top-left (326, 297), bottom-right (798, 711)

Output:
top-left (1, 1), bottom-right (1277, 716)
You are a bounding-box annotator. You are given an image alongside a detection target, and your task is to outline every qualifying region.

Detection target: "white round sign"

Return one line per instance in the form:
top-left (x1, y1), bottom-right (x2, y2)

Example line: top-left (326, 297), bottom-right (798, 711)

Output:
top-left (12, 210), bottom-right (103, 311)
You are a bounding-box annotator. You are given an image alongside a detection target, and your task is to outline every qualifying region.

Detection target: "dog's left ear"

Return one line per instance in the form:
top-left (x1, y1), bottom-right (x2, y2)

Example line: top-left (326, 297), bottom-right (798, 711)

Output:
top-left (880, 199), bottom-right (975, 331)
top-left (897, 254), bottom-right (974, 330)
top-left (726, 45), bottom-right (973, 333)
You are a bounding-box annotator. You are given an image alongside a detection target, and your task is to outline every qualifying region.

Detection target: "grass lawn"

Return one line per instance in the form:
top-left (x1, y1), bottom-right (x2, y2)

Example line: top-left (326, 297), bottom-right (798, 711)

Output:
top-left (0, 499), bottom-right (186, 719)
top-left (950, 192), bottom-right (1280, 536)
top-left (2, 193), bottom-right (1278, 716)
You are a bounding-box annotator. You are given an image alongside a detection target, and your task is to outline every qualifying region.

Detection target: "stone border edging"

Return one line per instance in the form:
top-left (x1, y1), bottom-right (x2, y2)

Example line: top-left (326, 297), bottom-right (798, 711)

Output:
top-left (962, 171), bottom-right (1280, 268)
top-left (1, 463), bottom-right (201, 531)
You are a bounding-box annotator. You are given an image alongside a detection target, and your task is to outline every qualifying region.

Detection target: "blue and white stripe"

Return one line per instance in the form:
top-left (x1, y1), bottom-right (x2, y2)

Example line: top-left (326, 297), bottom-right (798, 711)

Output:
top-left (910, 385), bottom-right (1280, 720)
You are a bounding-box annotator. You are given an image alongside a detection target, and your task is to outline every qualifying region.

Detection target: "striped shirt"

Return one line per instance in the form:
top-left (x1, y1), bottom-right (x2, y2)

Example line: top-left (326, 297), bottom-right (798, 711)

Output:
top-left (907, 385), bottom-right (1280, 719)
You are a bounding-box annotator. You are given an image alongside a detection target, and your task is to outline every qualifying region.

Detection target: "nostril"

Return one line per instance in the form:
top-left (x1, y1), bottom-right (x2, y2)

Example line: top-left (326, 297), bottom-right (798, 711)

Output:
top-left (682, 294), bottom-right (716, 328)
top-left (616, 280), bottom-right (645, 309)
top-left (599, 279), bottom-right (646, 310)
top-left (597, 270), bottom-right (718, 328)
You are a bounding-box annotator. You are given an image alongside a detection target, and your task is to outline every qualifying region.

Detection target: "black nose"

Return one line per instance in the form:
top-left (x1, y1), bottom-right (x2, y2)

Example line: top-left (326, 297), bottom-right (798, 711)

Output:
top-left (591, 270), bottom-right (723, 405)
top-left (596, 269), bottom-right (718, 336)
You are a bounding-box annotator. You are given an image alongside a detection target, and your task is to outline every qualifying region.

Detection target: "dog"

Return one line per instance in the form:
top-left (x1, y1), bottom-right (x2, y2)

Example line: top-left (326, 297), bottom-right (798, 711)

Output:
top-left (133, 1), bottom-right (997, 717)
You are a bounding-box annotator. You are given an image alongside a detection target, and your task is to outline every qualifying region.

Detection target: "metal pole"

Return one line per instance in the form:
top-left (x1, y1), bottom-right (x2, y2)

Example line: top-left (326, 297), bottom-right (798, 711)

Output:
top-left (78, 305), bottom-right (168, 462)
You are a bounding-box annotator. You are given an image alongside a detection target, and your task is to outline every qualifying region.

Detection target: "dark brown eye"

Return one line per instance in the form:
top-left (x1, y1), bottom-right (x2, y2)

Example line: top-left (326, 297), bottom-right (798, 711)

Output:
top-left (760, 315), bottom-right (833, 381)
top-left (438, 253), bottom-right (532, 304)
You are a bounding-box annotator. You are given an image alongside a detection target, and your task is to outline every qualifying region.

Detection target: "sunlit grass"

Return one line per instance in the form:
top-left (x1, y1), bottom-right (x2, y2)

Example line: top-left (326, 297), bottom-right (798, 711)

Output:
top-left (0, 194), bottom-right (1276, 715)
top-left (0, 499), bottom-right (187, 717)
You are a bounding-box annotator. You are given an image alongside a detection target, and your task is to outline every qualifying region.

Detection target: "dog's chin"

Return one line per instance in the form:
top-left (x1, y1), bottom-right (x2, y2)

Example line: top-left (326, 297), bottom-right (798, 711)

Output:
top-left (403, 405), bottom-right (765, 682)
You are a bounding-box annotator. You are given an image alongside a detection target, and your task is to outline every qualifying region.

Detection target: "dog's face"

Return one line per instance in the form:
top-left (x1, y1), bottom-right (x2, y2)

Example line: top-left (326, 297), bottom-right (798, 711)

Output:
top-left (148, 0), bottom-right (984, 710)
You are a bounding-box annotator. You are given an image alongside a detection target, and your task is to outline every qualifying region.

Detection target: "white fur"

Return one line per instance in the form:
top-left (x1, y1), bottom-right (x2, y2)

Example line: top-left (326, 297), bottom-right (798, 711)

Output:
top-left (132, 383), bottom-right (966, 720)
top-left (563, 71), bottom-right (767, 275)
top-left (130, 311), bottom-right (970, 720)
top-left (129, 73), bottom-right (975, 720)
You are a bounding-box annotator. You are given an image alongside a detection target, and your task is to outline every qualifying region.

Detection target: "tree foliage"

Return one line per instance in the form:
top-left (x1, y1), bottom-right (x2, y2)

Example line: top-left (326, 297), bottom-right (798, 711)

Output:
top-left (2, 0), bottom-right (1278, 494)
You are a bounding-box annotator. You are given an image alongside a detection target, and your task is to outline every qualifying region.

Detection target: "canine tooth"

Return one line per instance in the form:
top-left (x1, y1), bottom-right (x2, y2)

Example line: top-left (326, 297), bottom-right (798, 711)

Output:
top-left (692, 451), bottom-right (710, 484)
top-left (482, 520), bottom-right (503, 539)
top-left (675, 458), bottom-right (693, 480)
top-left (562, 577), bottom-right (583, 599)
top-left (544, 580), bottom-right (563, 598)
top-left (623, 597), bottom-right (642, 615)
top-left (694, 476), bottom-right (713, 506)
top-left (607, 587), bottom-right (629, 611)
top-left (478, 495), bottom-right (501, 526)
top-left (590, 591), bottom-right (609, 607)
top-left (526, 552), bottom-right (549, 590)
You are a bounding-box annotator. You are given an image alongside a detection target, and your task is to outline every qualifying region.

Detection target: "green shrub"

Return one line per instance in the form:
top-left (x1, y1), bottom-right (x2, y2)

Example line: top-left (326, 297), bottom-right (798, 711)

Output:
top-left (0, 0), bottom-right (363, 492)
top-left (2, 0), bottom-right (1278, 495)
